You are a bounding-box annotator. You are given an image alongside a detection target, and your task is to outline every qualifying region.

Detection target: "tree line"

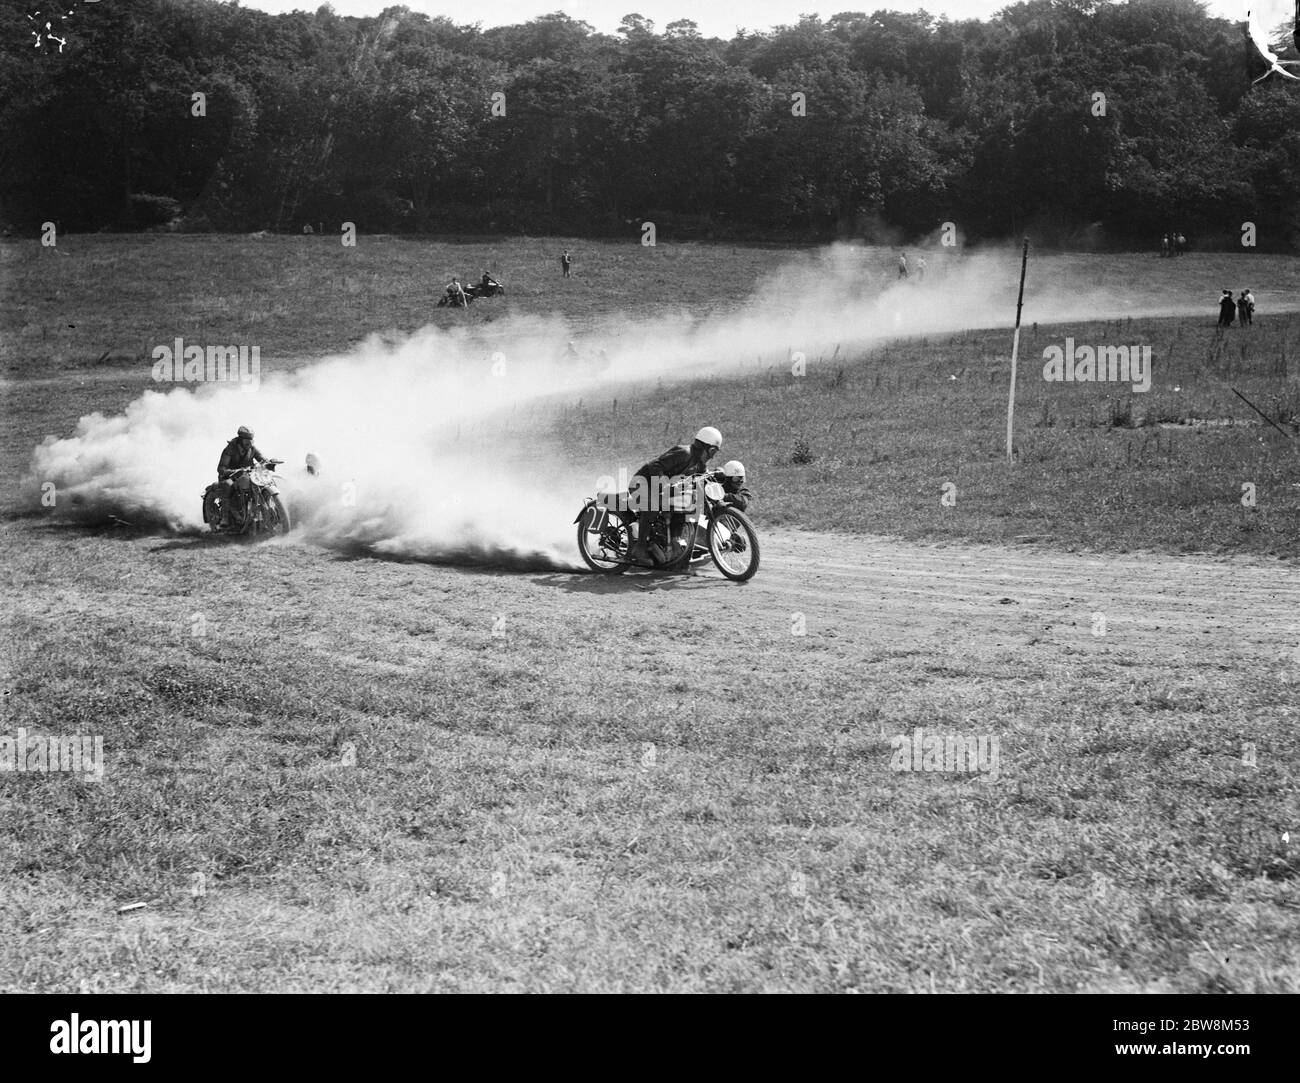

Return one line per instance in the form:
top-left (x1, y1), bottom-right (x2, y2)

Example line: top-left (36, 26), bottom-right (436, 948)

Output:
top-left (2, 0), bottom-right (1298, 248)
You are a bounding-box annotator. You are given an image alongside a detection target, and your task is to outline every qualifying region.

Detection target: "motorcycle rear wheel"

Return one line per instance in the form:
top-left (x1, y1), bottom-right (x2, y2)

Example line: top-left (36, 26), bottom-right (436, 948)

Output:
top-left (577, 506), bottom-right (631, 573)
top-left (202, 488), bottom-right (221, 530)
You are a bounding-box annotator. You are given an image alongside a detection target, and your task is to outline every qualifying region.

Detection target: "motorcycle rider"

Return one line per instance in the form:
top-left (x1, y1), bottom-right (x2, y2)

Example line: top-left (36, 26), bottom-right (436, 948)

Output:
top-left (216, 425), bottom-right (270, 528)
top-left (706, 460), bottom-right (752, 512)
top-left (627, 426), bottom-right (722, 565)
top-left (480, 270), bottom-right (497, 293)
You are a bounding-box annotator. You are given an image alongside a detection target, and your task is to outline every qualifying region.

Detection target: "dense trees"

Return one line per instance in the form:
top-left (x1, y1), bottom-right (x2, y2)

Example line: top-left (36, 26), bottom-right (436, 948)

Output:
top-left (2, 0), bottom-right (1296, 247)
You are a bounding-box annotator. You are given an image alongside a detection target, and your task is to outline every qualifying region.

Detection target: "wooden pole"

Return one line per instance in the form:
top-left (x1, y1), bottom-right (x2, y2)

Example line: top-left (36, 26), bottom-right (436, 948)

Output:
top-left (1006, 238), bottom-right (1030, 463)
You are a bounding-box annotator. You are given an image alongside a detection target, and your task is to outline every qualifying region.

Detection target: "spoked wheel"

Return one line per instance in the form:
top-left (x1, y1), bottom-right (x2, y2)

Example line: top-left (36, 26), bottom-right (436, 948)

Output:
top-left (270, 494), bottom-right (291, 535)
top-left (707, 508), bottom-right (760, 582)
top-left (202, 489), bottom-right (221, 530)
top-left (577, 505), bottom-right (631, 573)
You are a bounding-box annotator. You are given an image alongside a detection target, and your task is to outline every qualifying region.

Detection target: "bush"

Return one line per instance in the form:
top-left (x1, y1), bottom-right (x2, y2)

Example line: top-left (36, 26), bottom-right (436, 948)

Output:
top-left (129, 194), bottom-right (182, 228)
top-left (791, 437), bottom-right (813, 464)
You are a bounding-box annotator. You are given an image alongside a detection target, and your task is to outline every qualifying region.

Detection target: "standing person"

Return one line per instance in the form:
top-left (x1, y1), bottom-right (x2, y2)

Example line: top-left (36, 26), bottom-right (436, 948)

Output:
top-left (561, 249), bottom-right (572, 278)
top-left (444, 277), bottom-right (467, 307)
top-left (1177, 233), bottom-right (1187, 256)
top-left (1161, 234), bottom-right (1170, 257)
top-left (897, 251), bottom-right (908, 279)
top-left (1218, 289), bottom-right (1236, 327)
top-left (1238, 289), bottom-right (1254, 326)
top-left (916, 255), bottom-right (927, 281)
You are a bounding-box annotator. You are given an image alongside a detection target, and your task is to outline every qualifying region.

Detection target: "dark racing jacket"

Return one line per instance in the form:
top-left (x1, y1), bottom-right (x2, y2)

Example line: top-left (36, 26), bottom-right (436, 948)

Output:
top-left (634, 444), bottom-right (709, 482)
top-left (705, 469), bottom-right (752, 512)
top-left (631, 444), bottom-right (712, 517)
top-left (218, 439), bottom-right (267, 480)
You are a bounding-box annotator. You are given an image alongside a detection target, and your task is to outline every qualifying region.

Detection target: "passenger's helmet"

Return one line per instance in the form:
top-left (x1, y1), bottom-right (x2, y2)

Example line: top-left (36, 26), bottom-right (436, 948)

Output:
top-left (722, 460), bottom-right (745, 478)
top-left (694, 426), bottom-right (722, 449)
top-left (237, 426), bottom-right (253, 438)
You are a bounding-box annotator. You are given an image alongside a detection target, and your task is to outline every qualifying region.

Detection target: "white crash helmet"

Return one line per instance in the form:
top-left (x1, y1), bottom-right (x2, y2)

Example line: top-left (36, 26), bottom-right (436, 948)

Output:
top-left (694, 426), bottom-right (722, 449)
top-left (722, 460), bottom-right (745, 478)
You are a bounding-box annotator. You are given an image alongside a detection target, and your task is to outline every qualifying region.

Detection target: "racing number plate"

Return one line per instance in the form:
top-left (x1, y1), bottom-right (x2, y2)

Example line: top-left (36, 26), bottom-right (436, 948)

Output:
top-left (587, 505), bottom-right (608, 532)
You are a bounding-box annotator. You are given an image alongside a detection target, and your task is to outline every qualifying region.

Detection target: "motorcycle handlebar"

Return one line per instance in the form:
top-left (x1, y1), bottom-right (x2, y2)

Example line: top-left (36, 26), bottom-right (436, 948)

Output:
top-left (227, 458), bottom-right (282, 477)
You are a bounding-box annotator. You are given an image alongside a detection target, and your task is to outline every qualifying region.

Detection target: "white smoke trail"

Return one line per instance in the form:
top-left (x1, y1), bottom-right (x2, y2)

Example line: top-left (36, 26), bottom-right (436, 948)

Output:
top-left (22, 244), bottom-right (1273, 568)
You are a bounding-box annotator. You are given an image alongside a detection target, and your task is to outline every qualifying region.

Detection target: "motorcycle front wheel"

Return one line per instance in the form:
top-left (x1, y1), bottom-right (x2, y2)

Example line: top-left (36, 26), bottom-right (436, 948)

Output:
top-left (707, 508), bottom-right (760, 582)
top-left (270, 494), bottom-right (291, 535)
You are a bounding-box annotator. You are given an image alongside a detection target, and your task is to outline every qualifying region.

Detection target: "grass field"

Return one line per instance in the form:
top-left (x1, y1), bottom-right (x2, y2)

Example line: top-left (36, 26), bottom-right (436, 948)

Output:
top-left (2, 236), bottom-right (1298, 992)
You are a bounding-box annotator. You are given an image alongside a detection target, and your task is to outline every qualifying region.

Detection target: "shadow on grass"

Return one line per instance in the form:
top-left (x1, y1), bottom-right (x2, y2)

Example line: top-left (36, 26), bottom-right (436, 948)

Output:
top-left (6, 515), bottom-right (270, 553)
top-left (315, 538), bottom-right (577, 574)
top-left (149, 534), bottom-right (256, 553)
top-left (13, 514), bottom-right (173, 539)
top-left (533, 568), bottom-right (725, 593)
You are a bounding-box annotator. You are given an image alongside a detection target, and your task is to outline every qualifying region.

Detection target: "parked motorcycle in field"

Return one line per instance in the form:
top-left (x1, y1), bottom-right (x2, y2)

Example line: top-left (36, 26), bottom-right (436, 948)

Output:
top-left (574, 474), bottom-right (760, 581)
top-left (465, 276), bottom-right (505, 299)
top-left (202, 459), bottom-right (290, 536)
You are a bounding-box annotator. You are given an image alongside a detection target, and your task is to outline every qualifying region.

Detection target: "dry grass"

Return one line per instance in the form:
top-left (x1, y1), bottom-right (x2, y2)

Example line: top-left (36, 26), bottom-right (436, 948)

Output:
top-left (2, 235), bottom-right (1298, 992)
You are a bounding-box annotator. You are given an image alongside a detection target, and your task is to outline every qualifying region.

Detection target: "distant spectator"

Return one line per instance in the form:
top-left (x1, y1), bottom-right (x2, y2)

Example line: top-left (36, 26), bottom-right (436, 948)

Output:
top-left (561, 249), bottom-right (572, 278)
top-left (916, 255), bottom-right (927, 280)
top-left (1218, 289), bottom-right (1236, 327)
top-left (1238, 289), bottom-right (1254, 326)
top-left (1160, 233), bottom-right (1170, 257)
top-left (302, 224), bottom-right (314, 235)
top-left (897, 251), bottom-right (908, 279)
top-left (1176, 233), bottom-right (1187, 256)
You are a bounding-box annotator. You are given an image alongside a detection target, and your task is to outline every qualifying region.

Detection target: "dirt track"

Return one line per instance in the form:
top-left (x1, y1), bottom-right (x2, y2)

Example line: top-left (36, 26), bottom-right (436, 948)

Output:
top-left (575, 529), bottom-right (1300, 665)
top-left (9, 523), bottom-right (1297, 671)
